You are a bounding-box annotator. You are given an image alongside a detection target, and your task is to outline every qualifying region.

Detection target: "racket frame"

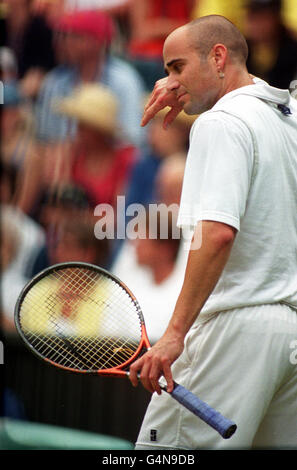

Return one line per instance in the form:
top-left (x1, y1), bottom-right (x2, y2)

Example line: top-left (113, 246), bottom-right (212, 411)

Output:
top-left (14, 261), bottom-right (150, 376)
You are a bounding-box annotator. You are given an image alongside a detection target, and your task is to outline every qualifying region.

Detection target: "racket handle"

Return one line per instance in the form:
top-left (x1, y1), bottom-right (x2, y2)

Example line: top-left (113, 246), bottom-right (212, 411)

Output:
top-left (169, 382), bottom-right (237, 439)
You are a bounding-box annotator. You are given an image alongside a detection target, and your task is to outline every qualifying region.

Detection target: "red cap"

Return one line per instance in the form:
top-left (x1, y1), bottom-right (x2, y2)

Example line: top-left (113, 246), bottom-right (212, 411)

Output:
top-left (55, 10), bottom-right (115, 44)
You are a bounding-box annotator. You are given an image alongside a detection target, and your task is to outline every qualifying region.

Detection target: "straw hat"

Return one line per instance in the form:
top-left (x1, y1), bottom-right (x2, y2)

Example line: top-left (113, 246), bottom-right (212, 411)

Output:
top-left (53, 84), bottom-right (119, 135)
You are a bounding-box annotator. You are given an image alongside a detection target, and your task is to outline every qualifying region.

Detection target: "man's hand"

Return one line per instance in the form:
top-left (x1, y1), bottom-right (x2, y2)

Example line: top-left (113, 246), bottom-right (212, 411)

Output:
top-left (129, 331), bottom-right (184, 395)
top-left (141, 77), bottom-right (183, 128)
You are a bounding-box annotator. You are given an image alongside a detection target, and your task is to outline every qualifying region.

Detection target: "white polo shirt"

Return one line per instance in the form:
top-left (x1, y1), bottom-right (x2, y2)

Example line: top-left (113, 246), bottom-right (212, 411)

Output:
top-left (177, 79), bottom-right (297, 318)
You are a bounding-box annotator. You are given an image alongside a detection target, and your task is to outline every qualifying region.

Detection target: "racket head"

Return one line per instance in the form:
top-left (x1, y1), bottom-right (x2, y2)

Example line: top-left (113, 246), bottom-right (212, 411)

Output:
top-left (14, 262), bottom-right (149, 375)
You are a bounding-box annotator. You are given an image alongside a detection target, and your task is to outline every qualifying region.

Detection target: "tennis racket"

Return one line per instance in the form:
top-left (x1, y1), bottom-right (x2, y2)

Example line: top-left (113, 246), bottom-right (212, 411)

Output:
top-left (14, 262), bottom-right (237, 439)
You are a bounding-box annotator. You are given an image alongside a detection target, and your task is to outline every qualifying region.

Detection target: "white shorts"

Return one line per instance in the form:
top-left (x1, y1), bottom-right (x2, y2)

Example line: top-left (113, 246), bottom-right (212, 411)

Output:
top-left (135, 303), bottom-right (297, 450)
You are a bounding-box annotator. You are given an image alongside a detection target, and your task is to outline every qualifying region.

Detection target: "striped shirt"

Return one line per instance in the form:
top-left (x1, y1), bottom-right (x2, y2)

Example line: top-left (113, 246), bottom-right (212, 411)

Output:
top-left (35, 55), bottom-right (146, 147)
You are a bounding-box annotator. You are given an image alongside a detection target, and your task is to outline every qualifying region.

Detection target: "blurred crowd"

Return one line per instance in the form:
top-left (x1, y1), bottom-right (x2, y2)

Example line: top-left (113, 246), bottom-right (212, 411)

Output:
top-left (1, 0), bottom-right (297, 341)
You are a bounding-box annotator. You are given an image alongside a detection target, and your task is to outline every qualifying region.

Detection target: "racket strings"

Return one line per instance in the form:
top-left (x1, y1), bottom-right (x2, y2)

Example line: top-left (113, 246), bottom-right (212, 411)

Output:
top-left (18, 267), bottom-right (143, 371)
top-left (23, 304), bottom-right (140, 371)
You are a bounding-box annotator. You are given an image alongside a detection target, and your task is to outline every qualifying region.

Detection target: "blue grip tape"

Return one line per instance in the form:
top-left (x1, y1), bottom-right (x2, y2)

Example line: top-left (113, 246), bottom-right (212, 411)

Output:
top-left (170, 383), bottom-right (237, 439)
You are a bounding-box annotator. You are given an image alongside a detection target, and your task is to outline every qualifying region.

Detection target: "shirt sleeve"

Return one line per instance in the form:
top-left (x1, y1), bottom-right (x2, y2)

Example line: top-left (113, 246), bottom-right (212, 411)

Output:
top-left (34, 71), bottom-right (75, 142)
top-left (177, 112), bottom-right (255, 231)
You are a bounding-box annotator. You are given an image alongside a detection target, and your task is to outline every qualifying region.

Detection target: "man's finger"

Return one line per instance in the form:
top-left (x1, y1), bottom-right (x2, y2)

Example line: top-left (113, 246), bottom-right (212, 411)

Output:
top-left (141, 100), bottom-right (164, 126)
top-left (144, 90), bottom-right (159, 111)
top-left (139, 360), bottom-right (155, 394)
top-left (129, 357), bottom-right (143, 387)
top-left (149, 378), bottom-right (162, 395)
top-left (162, 360), bottom-right (174, 393)
top-left (148, 359), bottom-right (164, 395)
top-left (163, 106), bottom-right (183, 129)
top-left (143, 79), bottom-right (167, 114)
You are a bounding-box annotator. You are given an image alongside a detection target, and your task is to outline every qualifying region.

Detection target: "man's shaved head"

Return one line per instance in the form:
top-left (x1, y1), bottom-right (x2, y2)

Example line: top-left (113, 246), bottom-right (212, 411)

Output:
top-left (186, 15), bottom-right (249, 65)
top-left (162, 15), bottom-right (253, 116)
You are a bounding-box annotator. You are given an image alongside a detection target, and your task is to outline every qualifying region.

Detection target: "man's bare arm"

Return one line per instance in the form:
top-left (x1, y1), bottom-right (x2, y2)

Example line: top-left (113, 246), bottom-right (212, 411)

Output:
top-left (129, 221), bottom-right (237, 394)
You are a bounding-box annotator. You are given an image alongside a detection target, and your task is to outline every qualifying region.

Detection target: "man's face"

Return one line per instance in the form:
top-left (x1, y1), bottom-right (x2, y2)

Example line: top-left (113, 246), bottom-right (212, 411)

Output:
top-left (245, 9), bottom-right (279, 43)
top-left (163, 27), bottom-right (220, 115)
top-left (63, 32), bottom-right (102, 64)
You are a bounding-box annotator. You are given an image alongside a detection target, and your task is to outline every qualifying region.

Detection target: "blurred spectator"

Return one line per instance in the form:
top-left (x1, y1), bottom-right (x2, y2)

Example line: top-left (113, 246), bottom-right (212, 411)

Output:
top-left (30, 182), bottom-right (109, 275)
top-left (244, 0), bottom-right (297, 89)
top-left (14, 140), bottom-right (47, 216)
top-left (0, 47), bottom-right (18, 80)
top-left (53, 84), bottom-right (138, 209)
top-left (154, 151), bottom-right (187, 207)
top-left (1, 81), bottom-right (35, 174)
top-left (35, 8), bottom-right (146, 148)
top-left (0, 204), bottom-right (46, 331)
top-left (0, 79), bottom-right (43, 217)
top-left (113, 106), bottom-right (195, 263)
top-left (191, 0), bottom-right (297, 36)
top-left (0, 0), bottom-right (57, 79)
top-left (126, 0), bottom-right (194, 90)
top-left (0, 79), bottom-right (47, 216)
top-left (16, 65), bottom-right (141, 218)
top-left (0, 161), bottom-right (18, 205)
top-left (49, 218), bottom-right (110, 266)
top-left (282, 0), bottom-right (297, 38)
top-left (63, 0), bottom-right (132, 55)
top-left (0, 209), bottom-right (26, 332)
top-left (27, 85), bottom-right (136, 271)
top-left (191, 0), bottom-right (246, 31)
top-left (0, 158), bottom-right (46, 282)
top-left (32, 0), bottom-right (65, 24)
top-left (112, 156), bottom-right (188, 344)
top-left (39, 182), bottom-right (93, 230)
top-left (65, 0), bottom-right (130, 15)
top-left (125, 106), bottom-right (196, 209)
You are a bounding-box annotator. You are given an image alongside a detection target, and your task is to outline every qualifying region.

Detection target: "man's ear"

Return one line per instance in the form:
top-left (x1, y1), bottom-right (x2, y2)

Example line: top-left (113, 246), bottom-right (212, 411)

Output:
top-left (212, 43), bottom-right (228, 72)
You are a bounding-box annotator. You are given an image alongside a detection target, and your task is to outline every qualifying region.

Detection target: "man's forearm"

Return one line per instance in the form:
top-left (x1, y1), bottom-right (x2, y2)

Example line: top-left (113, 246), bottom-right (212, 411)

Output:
top-left (165, 221), bottom-right (236, 340)
top-left (129, 220), bottom-right (236, 394)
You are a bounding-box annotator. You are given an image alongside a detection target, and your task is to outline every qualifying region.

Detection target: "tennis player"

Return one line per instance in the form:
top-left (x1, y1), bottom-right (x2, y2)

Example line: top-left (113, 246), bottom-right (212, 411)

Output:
top-left (129, 15), bottom-right (297, 449)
